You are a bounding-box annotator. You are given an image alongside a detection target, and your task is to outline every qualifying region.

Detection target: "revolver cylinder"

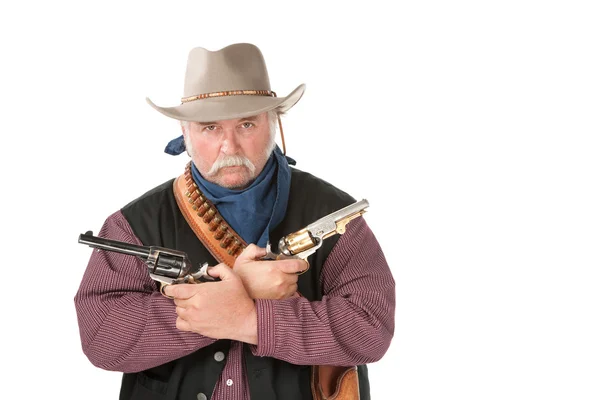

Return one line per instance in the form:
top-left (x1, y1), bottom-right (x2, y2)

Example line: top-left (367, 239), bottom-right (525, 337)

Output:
top-left (279, 229), bottom-right (317, 256)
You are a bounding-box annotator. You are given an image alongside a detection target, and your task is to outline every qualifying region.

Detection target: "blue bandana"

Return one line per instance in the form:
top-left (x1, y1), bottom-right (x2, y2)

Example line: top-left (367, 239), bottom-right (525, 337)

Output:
top-left (190, 146), bottom-right (292, 247)
top-left (165, 135), bottom-right (187, 155)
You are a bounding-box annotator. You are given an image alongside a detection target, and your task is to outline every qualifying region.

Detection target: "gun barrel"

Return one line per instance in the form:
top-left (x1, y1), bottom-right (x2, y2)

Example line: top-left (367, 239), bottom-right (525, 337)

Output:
top-left (304, 199), bottom-right (370, 237)
top-left (78, 232), bottom-right (150, 258)
top-left (325, 199), bottom-right (369, 223)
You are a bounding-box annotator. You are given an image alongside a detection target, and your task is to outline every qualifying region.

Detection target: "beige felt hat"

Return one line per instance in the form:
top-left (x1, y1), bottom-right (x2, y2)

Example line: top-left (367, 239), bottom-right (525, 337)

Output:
top-left (146, 43), bottom-right (305, 122)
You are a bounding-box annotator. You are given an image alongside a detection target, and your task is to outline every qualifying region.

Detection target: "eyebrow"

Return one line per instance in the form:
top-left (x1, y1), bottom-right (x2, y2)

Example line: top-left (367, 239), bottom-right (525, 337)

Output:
top-left (196, 116), bottom-right (260, 126)
top-left (239, 116), bottom-right (260, 121)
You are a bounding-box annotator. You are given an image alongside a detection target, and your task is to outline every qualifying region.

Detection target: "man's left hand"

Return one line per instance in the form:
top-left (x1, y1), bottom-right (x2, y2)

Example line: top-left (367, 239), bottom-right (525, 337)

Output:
top-left (163, 264), bottom-right (258, 344)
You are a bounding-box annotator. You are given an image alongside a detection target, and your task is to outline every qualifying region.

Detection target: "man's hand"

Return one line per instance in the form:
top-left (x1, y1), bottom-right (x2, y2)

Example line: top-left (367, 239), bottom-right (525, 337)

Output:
top-left (233, 244), bottom-right (309, 299)
top-left (163, 264), bottom-right (258, 344)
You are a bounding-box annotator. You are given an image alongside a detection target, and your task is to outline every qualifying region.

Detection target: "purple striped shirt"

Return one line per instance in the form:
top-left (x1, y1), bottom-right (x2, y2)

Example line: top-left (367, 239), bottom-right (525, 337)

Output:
top-left (75, 210), bottom-right (395, 399)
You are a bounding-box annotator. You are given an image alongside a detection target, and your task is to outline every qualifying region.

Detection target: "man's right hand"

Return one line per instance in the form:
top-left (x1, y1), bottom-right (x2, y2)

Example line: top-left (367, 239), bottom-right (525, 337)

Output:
top-left (233, 244), bottom-right (308, 299)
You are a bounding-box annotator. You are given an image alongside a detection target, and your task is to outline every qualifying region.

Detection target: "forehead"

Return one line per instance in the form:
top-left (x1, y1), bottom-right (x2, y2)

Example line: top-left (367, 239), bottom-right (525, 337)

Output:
top-left (194, 112), bottom-right (268, 126)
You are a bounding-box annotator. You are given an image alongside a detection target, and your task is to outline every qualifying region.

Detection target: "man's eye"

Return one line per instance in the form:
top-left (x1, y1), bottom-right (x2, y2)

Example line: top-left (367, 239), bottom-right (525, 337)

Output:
top-left (241, 122), bottom-right (254, 129)
top-left (204, 125), bottom-right (217, 131)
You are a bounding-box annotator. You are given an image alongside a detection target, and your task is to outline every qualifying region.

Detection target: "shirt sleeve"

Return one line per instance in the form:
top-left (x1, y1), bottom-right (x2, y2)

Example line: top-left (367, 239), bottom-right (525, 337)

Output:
top-left (251, 217), bottom-right (395, 366)
top-left (74, 210), bottom-right (216, 373)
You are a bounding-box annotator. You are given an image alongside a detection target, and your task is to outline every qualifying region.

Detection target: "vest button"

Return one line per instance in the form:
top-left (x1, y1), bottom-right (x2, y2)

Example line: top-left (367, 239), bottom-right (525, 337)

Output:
top-left (214, 351), bottom-right (225, 362)
top-left (197, 393), bottom-right (207, 400)
top-left (226, 379), bottom-right (233, 386)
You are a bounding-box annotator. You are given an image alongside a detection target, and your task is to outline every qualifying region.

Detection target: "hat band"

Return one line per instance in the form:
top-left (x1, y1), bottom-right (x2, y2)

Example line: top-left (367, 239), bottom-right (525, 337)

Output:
top-left (181, 90), bottom-right (276, 103)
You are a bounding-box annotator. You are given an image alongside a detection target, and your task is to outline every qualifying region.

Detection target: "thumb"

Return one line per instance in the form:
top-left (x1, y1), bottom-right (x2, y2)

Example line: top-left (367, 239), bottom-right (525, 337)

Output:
top-left (238, 244), bottom-right (267, 262)
top-left (207, 263), bottom-right (235, 281)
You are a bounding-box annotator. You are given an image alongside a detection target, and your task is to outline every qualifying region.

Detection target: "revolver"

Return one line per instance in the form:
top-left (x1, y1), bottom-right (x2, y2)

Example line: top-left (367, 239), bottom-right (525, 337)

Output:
top-left (78, 232), bottom-right (216, 291)
top-left (78, 198), bottom-right (369, 286)
top-left (264, 199), bottom-right (369, 261)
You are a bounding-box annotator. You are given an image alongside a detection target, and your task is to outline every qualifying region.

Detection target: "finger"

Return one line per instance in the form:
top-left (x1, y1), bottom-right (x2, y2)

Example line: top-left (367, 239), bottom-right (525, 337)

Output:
top-left (276, 283), bottom-right (299, 300)
top-left (175, 317), bottom-right (191, 332)
top-left (238, 244), bottom-right (267, 261)
top-left (207, 263), bottom-right (236, 281)
top-left (276, 259), bottom-right (310, 274)
top-left (174, 297), bottom-right (197, 308)
top-left (175, 306), bottom-right (186, 316)
top-left (280, 272), bottom-right (299, 286)
top-left (162, 284), bottom-right (176, 298)
top-left (167, 284), bottom-right (202, 300)
top-left (296, 259), bottom-right (310, 275)
top-left (289, 283), bottom-right (298, 296)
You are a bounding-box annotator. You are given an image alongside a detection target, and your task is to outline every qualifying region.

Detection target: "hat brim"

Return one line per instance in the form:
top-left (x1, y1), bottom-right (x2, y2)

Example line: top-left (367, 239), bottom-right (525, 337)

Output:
top-left (146, 84), bottom-right (305, 122)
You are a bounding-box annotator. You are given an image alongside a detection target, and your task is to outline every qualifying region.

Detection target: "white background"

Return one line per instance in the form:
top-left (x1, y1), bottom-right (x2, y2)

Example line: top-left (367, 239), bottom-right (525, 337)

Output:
top-left (1, 1), bottom-right (599, 399)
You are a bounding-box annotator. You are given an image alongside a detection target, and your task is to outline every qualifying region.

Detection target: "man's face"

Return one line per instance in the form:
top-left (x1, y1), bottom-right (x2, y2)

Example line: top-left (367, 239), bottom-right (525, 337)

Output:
top-left (183, 112), bottom-right (274, 189)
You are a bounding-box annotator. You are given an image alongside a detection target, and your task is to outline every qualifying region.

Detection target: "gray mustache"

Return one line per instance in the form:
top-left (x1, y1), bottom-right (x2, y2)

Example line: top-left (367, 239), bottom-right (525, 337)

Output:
top-left (207, 155), bottom-right (256, 176)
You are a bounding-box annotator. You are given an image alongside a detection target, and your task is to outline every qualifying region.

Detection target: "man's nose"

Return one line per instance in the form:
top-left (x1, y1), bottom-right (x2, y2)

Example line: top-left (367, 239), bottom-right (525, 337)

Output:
top-left (220, 128), bottom-right (241, 154)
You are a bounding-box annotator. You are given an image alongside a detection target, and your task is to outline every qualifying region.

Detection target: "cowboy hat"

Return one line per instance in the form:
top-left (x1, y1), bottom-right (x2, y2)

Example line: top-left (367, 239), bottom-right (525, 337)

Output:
top-left (146, 43), bottom-right (305, 122)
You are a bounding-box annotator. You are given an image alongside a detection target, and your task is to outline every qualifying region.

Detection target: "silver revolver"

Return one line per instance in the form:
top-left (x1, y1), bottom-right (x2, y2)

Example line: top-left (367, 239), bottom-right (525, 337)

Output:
top-left (264, 199), bottom-right (369, 262)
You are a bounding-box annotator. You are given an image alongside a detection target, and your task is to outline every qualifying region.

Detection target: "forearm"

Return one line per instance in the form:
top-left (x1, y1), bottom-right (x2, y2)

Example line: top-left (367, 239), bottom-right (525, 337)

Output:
top-left (252, 218), bottom-right (395, 366)
top-left (74, 211), bottom-right (216, 373)
top-left (254, 293), bottom-right (393, 366)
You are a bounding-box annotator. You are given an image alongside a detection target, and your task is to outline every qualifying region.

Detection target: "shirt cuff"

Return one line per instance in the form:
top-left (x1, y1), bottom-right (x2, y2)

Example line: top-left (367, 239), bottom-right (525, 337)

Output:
top-left (250, 299), bottom-right (276, 357)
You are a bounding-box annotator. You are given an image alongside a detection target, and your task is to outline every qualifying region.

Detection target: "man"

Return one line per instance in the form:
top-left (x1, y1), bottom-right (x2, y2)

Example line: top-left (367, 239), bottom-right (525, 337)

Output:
top-left (75, 43), bottom-right (395, 400)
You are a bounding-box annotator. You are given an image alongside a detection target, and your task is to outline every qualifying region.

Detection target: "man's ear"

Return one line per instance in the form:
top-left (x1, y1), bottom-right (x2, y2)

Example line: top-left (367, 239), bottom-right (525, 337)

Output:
top-left (181, 125), bottom-right (191, 157)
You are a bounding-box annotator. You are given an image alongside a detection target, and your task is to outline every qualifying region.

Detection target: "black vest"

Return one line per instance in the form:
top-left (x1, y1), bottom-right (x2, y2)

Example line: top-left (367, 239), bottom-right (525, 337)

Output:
top-left (119, 168), bottom-right (371, 400)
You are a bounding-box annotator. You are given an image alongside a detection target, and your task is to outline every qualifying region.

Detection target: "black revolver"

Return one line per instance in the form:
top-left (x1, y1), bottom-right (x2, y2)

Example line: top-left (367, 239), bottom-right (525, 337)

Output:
top-left (78, 231), bottom-right (217, 290)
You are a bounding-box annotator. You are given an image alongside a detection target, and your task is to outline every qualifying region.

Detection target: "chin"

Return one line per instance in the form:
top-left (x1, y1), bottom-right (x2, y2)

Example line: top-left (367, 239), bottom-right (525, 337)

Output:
top-left (217, 174), bottom-right (252, 190)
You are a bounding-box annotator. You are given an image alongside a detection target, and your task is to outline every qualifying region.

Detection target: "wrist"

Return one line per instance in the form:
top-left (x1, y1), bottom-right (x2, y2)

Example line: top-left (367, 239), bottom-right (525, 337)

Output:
top-left (236, 299), bottom-right (258, 345)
